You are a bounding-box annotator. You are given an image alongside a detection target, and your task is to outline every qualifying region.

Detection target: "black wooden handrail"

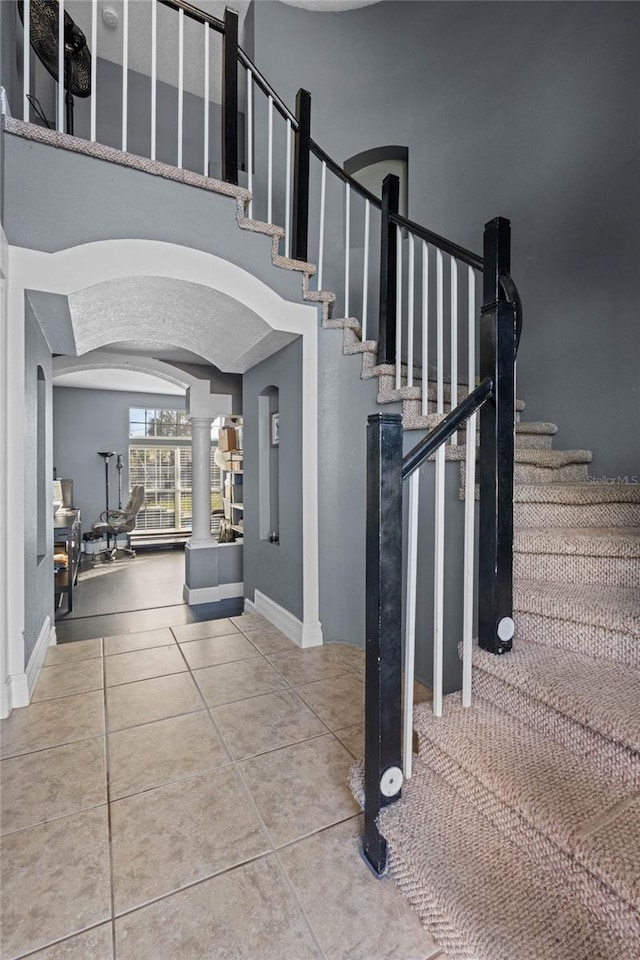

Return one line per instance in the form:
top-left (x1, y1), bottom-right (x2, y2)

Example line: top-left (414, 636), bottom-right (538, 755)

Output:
top-left (310, 140), bottom-right (383, 209)
top-left (237, 49), bottom-right (300, 127)
top-left (401, 377), bottom-right (494, 481)
top-left (389, 211), bottom-right (483, 271)
top-left (157, 0), bottom-right (225, 32)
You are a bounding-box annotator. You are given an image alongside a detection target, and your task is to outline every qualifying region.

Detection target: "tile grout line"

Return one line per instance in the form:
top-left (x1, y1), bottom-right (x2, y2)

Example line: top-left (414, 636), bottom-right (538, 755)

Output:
top-left (101, 645), bottom-right (119, 960)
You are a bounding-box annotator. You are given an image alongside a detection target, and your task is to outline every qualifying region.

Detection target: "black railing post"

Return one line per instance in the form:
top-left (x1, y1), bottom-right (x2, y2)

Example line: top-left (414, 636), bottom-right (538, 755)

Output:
top-left (222, 7), bottom-right (239, 185)
top-left (377, 174), bottom-right (400, 366)
top-left (363, 412), bottom-right (404, 876)
top-left (478, 217), bottom-right (516, 655)
top-left (292, 88), bottom-right (311, 262)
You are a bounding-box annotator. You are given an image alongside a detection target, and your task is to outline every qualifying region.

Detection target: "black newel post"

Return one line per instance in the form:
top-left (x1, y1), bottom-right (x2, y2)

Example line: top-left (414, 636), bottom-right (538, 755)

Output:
top-left (363, 412), bottom-right (404, 876)
top-left (222, 7), bottom-right (239, 185)
top-left (478, 217), bottom-right (516, 655)
top-left (292, 88), bottom-right (311, 262)
top-left (377, 174), bottom-right (400, 366)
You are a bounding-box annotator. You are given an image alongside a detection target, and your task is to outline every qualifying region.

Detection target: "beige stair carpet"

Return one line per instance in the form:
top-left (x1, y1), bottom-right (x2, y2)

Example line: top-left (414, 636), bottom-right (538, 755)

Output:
top-left (349, 388), bottom-right (639, 957)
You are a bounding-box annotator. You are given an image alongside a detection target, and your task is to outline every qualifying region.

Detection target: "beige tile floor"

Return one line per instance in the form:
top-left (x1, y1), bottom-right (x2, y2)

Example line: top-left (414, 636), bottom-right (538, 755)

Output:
top-left (0, 613), bottom-right (446, 960)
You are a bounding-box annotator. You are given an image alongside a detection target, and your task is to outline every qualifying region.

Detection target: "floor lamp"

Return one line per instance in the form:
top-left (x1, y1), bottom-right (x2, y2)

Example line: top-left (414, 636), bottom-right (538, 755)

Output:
top-left (97, 451), bottom-right (116, 548)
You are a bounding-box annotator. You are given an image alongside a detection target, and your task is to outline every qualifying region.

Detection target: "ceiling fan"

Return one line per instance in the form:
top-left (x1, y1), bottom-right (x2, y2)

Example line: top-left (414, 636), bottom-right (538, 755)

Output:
top-left (18, 0), bottom-right (92, 136)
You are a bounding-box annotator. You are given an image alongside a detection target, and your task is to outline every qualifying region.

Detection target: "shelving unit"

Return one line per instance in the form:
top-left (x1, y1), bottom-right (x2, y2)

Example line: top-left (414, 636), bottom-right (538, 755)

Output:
top-left (219, 423), bottom-right (243, 543)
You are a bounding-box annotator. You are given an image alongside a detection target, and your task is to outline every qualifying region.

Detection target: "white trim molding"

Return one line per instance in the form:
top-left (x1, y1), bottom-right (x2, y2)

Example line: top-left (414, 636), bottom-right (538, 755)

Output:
top-left (182, 582), bottom-right (244, 604)
top-left (2, 616), bottom-right (56, 716)
top-left (251, 589), bottom-right (323, 648)
top-left (26, 616), bottom-right (56, 699)
top-left (3, 238), bottom-right (321, 714)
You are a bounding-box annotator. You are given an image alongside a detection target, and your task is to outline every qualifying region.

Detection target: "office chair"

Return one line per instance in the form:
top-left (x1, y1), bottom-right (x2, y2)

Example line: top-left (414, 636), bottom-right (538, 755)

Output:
top-left (92, 485), bottom-right (145, 561)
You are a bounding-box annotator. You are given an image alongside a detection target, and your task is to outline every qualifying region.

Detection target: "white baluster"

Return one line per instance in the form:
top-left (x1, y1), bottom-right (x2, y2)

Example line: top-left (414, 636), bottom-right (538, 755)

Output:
top-left (403, 469), bottom-right (419, 779)
top-left (285, 119), bottom-right (292, 258)
top-left (90, 0), bottom-right (97, 141)
top-left (362, 199), bottom-right (370, 341)
top-left (57, 0), bottom-right (64, 131)
top-left (246, 69), bottom-right (253, 216)
top-left (462, 265), bottom-right (477, 708)
top-left (395, 224), bottom-right (402, 391)
top-left (267, 96), bottom-right (273, 224)
top-left (177, 8), bottom-right (184, 169)
top-left (407, 232), bottom-right (415, 388)
top-left (318, 160), bottom-right (326, 290)
top-left (421, 240), bottom-right (429, 417)
top-left (151, 0), bottom-right (157, 160)
top-left (436, 249), bottom-right (444, 417)
top-left (434, 443), bottom-right (445, 718)
top-left (122, 0), bottom-right (129, 151)
top-left (450, 256), bottom-right (458, 444)
top-left (203, 23), bottom-right (209, 175)
top-left (344, 183), bottom-right (351, 316)
top-left (433, 247), bottom-right (445, 718)
top-left (23, 0), bottom-right (30, 121)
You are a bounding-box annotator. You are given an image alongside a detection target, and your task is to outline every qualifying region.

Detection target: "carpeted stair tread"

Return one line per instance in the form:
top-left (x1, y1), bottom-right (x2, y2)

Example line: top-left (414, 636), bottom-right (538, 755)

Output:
top-left (515, 482), bottom-right (640, 504)
top-left (515, 421), bottom-right (559, 435)
top-left (412, 695), bottom-right (635, 907)
top-left (574, 795), bottom-right (640, 911)
top-left (515, 448), bottom-right (593, 467)
top-left (376, 768), bottom-right (635, 960)
top-left (471, 640), bottom-right (640, 755)
top-left (514, 580), bottom-right (640, 638)
top-left (515, 526), bottom-right (640, 558)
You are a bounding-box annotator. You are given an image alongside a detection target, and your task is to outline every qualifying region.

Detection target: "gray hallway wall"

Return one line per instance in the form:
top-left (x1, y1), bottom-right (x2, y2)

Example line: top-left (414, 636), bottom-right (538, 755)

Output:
top-left (254, 0), bottom-right (640, 477)
top-left (24, 299), bottom-right (54, 664)
top-left (242, 338), bottom-right (304, 621)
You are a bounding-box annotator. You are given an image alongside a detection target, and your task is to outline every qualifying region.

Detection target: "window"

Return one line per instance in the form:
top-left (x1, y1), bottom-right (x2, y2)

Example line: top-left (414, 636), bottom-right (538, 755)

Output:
top-left (129, 407), bottom-right (192, 439)
top-left (128, 408), bottom-right (221, 535)
top-left (128, 445), bottom-right (222, 534)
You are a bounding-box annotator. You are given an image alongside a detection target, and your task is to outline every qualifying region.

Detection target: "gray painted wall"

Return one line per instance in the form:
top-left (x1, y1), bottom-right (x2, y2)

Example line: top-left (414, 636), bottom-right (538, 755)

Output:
top-left (318, 325), bottom-right (465, 690)
top-left (0, 2), bottom-right (21, 124)
top-left (2, 131), bottom-right (305, 309)
top-left (185, 542), bottom-right (243, 591)
top-left (24, 298), bottom-right (54, 664)
top-left (242, 338), bottom-right (303, 620)
top-left (254, 0), bottom-right (640, 477)
top-left (53, 386), bottom-right (186, 530)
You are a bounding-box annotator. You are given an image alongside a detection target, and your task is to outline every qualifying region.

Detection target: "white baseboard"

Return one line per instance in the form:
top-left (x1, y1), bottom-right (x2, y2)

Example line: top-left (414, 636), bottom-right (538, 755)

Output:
top-left (26, 616), bottom-right (55, 699)
top-left (252, 590), bottom-right (323, 648)
top-left (183, 581), bottom-right (244, 605)
top-left (3, 616), bottom-right (55, 714)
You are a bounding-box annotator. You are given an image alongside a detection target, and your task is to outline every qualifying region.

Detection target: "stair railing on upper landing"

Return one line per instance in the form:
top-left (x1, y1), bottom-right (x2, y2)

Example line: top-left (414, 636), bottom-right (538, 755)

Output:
top-left (17, 0), bottom-right (524, 877)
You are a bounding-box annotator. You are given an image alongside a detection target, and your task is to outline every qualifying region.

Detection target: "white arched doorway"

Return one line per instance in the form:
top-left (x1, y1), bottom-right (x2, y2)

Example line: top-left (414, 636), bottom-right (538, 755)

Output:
top-left (2, 239), bottom-right (321, 716)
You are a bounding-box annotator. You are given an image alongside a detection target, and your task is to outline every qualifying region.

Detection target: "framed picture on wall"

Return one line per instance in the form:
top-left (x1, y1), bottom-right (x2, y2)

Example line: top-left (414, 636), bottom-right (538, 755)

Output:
top-left (271, 412), bottom-right (280, 446)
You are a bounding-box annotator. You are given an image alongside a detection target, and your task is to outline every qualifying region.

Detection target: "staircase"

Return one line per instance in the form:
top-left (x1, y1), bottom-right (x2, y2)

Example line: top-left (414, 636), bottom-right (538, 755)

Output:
top-left (9, 3), bottom-right (638, 953)
top-left (350, 413), bottom-right (640, 958)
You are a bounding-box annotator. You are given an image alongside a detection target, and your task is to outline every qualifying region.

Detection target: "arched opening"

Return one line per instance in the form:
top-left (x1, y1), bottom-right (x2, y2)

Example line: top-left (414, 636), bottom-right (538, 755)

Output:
top-left (258, 385), bottom-right (280, 543)
top-left (4, 238), bottom-right (321, 712)
top-left (36, 365), bottom-right (47, 563)
top-left (344, 145), bottom-right (409, 217)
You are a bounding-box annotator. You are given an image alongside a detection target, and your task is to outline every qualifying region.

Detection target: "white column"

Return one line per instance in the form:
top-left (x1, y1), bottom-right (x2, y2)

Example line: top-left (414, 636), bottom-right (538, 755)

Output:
top-left (188, 416), bottom-right (213, 544)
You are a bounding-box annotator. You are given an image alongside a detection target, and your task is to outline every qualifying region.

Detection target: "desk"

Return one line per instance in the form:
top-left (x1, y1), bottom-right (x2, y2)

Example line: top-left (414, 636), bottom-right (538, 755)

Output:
top-left (54, 509), bottom-right (81, 614)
